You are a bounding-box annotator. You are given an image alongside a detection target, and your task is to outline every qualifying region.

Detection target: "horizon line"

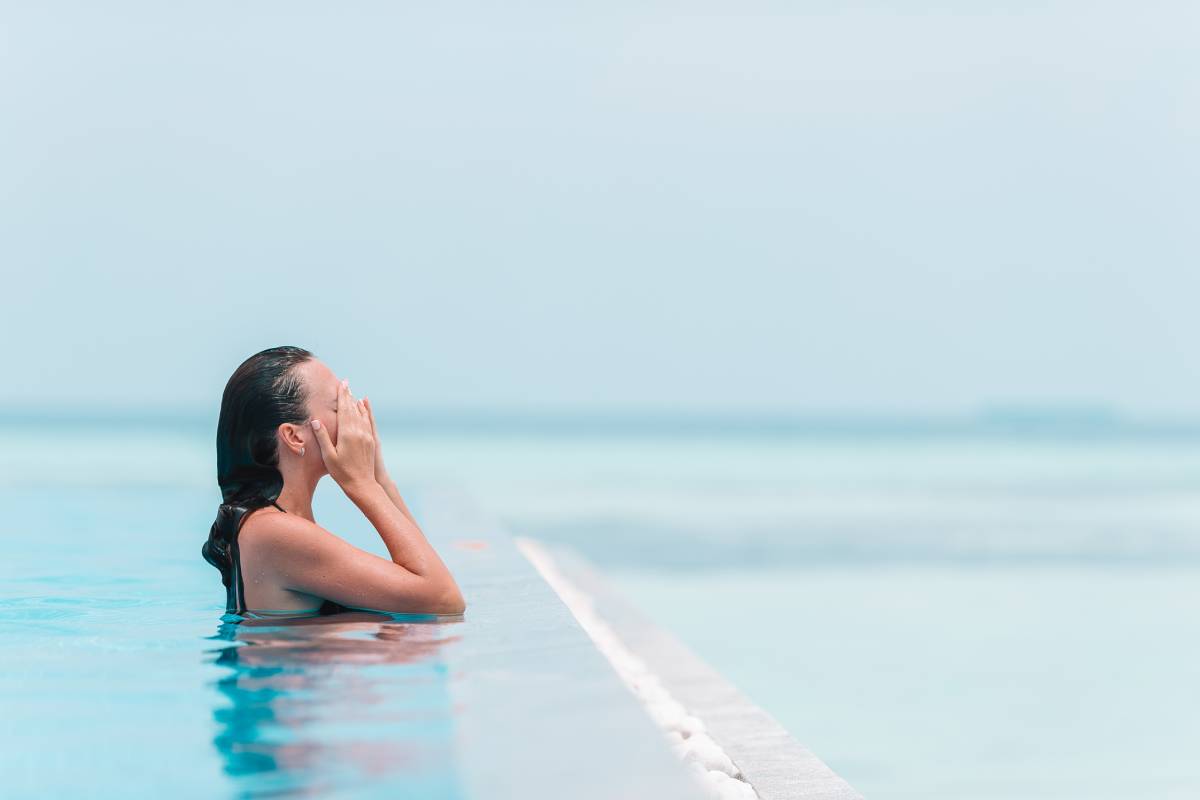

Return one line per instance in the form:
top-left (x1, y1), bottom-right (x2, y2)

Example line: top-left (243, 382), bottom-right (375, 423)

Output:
top-left (4, 404), bottom-right (1200, 438)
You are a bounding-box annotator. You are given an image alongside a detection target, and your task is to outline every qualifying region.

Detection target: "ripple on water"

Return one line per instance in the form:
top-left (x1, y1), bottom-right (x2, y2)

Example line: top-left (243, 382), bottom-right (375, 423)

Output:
top-left (23, 573), bottom-right (143, 586)
top-left (0, 598), bottom-right (88, 621)
top-left (0, 595), bottom-right (162, 631)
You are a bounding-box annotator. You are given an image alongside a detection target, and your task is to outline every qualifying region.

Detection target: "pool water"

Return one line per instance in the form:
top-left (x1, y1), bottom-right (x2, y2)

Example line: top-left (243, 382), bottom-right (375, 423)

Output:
top-left (0, 485), bottom-right (465, 799)
top-left (4, 418), bottom-right (1200, 798)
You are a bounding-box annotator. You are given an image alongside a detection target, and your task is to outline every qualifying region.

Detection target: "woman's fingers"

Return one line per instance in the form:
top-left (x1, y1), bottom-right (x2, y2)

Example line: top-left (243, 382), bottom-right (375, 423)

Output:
top-left (321, 379), bottom-right (378, 491)
top-left (310, 418), bottom-right (335, 463)
top-left (363, 396), bottom-right (378, 439)
top-left (340, 380), bottom-right (370, 438)
top-left (339, 379), bottom-right (358, 423)
top-left (344, 381), bottom-right (365, 417)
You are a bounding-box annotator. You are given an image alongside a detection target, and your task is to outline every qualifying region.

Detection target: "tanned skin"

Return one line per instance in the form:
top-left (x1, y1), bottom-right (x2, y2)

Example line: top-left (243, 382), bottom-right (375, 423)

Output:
top-left (237, 359), bottom-right (465, 616)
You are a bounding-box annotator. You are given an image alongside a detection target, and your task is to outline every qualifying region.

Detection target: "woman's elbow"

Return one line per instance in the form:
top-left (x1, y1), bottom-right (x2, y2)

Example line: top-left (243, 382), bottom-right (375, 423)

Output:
top-left (420, 580), bottom-right (465, 616)
top-left (437, 584), bottom-right (467, 615)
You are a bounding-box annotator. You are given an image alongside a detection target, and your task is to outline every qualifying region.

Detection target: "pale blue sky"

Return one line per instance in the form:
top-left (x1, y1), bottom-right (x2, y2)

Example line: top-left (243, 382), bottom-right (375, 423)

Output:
top-left (2, 2), bottom-right (1197, 415)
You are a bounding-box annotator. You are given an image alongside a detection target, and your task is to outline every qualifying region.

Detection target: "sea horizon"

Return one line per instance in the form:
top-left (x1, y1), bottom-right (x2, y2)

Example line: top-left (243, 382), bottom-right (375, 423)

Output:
top-left (7, 403), bottom-right (1200, 440)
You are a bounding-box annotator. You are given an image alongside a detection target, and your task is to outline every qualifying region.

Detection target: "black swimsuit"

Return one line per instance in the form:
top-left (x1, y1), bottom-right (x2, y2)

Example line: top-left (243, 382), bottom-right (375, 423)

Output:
top-left (226, 499), bottom-right (350, 618)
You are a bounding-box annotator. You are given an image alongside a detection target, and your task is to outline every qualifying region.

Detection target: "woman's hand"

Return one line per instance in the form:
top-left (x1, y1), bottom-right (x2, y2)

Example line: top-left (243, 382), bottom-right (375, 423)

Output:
top-left (310, 379), bottom-right (376, 493)
top-left (362, 395), bottom-right (421, 526)
top-left (362, 396), bottom-right (389, 481)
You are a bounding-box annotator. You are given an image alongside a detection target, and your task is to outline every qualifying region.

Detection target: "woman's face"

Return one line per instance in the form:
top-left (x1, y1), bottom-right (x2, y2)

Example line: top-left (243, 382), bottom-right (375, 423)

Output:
top-left (298, 358), bottom-right (345, 450)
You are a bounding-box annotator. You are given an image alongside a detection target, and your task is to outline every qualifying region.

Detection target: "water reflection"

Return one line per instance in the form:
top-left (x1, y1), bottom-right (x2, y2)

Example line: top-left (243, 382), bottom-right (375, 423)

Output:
top-left (206, 610), bottom-right (464, 798)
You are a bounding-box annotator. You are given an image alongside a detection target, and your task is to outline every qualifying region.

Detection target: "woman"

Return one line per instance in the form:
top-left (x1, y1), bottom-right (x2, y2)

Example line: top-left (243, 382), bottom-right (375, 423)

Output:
top-left (202, 346), bottom-right (466, 618)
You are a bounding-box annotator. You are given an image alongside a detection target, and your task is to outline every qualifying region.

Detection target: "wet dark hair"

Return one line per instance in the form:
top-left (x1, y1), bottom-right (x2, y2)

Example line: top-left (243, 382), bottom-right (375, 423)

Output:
top-left (202, 345), bottom-right (315, 591)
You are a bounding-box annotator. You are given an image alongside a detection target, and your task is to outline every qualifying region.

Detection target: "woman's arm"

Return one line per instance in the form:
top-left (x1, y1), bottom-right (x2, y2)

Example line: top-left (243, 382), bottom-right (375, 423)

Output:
top-left (247, 512), bottom-right (464, 615)
top-left (375, 473), bottom-right (417, 524)
top-left (343, 479), bottom-right (462, 604)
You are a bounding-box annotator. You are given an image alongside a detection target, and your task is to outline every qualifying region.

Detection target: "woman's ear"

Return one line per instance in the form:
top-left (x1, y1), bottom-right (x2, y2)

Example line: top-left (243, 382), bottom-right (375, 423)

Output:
top-left (277, 422), bottom-right (307, 457)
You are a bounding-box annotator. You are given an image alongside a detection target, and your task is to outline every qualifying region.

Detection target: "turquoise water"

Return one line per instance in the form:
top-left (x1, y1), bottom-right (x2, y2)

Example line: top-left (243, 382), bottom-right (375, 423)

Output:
top-left (0, 481), bottom-right (464, 798)
top-left (3, 417), bottom-right (1199, 797)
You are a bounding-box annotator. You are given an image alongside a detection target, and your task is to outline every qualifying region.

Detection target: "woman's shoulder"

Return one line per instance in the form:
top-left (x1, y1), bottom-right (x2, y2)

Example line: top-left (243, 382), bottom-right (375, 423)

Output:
top-left (239, 506), bottom-right (295, 538)
top-left (238, 508), bottom-right (339, 556)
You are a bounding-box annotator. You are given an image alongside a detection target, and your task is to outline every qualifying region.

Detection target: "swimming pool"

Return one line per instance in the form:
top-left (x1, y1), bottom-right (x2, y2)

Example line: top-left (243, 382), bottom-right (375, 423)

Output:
top-left (0, 450), bottom-right (702, 799)
top-left (4, 417), bottom-right (1199, 797)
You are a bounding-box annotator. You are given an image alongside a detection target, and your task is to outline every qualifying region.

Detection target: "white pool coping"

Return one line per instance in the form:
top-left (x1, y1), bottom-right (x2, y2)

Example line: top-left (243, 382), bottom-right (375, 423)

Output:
top-left (518, 537), bottom-right (759, 800)
top-left (519, 538), bottom-right (864, 800)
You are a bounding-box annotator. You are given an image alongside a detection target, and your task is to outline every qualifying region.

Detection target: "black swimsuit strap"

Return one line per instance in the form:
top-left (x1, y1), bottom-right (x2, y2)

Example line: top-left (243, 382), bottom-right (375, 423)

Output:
top-left (269, 499), bottom-right (286, 512)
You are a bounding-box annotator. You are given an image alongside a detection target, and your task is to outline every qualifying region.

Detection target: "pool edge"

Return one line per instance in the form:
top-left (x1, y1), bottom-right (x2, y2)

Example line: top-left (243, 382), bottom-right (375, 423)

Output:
top-left (526, 539), bottom-right (865, 800)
